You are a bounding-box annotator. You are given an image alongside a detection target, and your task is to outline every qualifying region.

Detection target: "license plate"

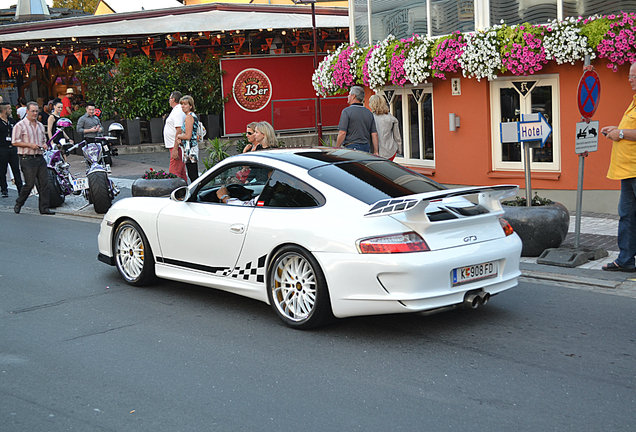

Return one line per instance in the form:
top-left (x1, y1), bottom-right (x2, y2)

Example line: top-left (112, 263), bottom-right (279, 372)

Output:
top-left (72, 177), bottom-right (89, 191)
top-left (103, 145), bottom-right (109, 151)
top-left (452, 261), bottom-right (498, 286)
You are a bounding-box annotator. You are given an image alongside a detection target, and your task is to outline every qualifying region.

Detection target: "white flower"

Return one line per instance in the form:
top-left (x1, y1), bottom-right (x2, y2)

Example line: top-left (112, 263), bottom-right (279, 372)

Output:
top-left (543, 17), bottom-right (595, 65)
top-left (365, 35), bottom-right (396, 90)
top-left (458, 27), bottom-right (502, 81)
top-left (404, 35), bottom-right (433, 84)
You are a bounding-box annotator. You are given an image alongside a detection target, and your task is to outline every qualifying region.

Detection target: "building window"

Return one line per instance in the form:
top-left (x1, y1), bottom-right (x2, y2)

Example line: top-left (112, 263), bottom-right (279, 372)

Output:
top-left (381, 86), bottom-right (435, 167)
top-left (490, 75), bottom-right (560, 172)
top-left (490, 0), bottom-right (558, 26)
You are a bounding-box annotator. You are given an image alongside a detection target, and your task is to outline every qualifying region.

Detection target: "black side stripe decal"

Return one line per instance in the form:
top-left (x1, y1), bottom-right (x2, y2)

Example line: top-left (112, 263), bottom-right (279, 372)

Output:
top-left (156, 257), bottom-right (231, 276)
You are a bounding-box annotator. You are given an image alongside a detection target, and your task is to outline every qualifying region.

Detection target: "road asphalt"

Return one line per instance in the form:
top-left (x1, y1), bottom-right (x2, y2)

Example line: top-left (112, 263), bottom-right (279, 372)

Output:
top-left (2, 143), bottom-right (635, 293)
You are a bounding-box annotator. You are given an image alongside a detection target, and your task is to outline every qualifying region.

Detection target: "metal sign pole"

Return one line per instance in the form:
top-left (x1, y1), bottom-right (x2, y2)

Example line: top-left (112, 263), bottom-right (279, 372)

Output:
top-left (523, 142), bottom-right (532, 206)
top-left (574, 152), bottom-right (585, 248)
top-left (574, 55), bottom-right (592, 248)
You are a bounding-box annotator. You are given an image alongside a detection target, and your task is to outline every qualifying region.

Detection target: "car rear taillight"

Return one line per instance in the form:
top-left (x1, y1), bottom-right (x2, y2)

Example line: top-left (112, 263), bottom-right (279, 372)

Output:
top-left (499, 218), bottom-right (514, 236)
top-left (358, 232), bottom-right (430, 254)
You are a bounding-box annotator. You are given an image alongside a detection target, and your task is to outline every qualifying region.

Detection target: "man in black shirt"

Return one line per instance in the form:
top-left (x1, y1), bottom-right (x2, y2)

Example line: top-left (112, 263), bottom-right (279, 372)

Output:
top-left (0, 101), bottom-right (23, 197)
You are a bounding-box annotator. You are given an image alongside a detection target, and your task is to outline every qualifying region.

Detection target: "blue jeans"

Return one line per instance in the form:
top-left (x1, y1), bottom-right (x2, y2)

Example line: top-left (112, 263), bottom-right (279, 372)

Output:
top-left (616, 177), bottom-right (636, 268)
top-left (344, 142), bottom-right (370, 152)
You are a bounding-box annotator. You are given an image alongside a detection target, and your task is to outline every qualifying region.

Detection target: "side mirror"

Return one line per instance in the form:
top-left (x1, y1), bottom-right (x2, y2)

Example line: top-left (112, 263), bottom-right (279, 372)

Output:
top-left (170, 186), bottom-right (189, 202)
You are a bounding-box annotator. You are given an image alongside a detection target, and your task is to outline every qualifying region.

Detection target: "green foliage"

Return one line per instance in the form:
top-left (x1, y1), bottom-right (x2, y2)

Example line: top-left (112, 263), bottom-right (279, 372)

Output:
top-left (75, 61), bottom-right (116, 118)
top-left (77, 54), bottom-right (227, 120)
top-left (235, 133), bottom-right (250, 154)
top-left (579, 17), bottom-right (611, 49)
top-left (68, 106), bottom-right (86, 127)
top-left (202, 137), bottom-right (231, 170)
top-left (53, 0), bottom-right (98, 13)
top-left (319, 135), bottom-right (336, 147)
top-left (503, 192), bottom-right (553, 206)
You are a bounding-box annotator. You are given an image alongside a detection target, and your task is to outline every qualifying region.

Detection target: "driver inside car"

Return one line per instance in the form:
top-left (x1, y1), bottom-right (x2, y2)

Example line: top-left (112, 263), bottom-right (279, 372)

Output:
top-left (216, 184), bottom-right (259, 206)
top-left (216, 169), bottom-right (273, 206)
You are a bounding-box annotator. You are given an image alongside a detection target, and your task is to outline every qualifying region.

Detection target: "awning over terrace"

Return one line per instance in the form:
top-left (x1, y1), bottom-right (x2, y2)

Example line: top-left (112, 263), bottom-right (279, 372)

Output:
top-left (0, 3), bottom-right (349, 43)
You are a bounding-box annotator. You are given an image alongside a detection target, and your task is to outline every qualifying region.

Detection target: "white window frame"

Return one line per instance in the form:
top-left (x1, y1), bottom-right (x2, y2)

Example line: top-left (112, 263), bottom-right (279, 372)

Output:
top-left (381, 85), bottom-right (435, 169)
top-left (489, 74), bottom-right (561, 172)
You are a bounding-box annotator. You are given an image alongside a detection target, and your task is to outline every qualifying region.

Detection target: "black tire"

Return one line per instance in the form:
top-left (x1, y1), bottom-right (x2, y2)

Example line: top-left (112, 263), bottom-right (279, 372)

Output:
top-left (88, 171), bottom-right (112, 214)
top-left (47, 168), bottom-right (65, 208)
top-left (103, 154), bottom-right (113, 166)
top-left (267, 245), bottom-right (333, 329)
top-left (113, 219), bottom-right (155, 286)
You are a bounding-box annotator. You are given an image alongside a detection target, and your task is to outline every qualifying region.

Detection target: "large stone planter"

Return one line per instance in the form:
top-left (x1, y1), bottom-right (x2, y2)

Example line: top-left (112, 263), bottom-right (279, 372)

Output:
top-left (503, 202), bottom-right (570, 257)
top-left (131, 177), bottom-right (187, 197)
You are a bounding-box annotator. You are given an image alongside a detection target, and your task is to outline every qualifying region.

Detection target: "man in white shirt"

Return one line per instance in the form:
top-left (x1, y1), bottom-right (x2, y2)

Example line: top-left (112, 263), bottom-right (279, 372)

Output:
top-left (163, 91), bottom-right (187, 181)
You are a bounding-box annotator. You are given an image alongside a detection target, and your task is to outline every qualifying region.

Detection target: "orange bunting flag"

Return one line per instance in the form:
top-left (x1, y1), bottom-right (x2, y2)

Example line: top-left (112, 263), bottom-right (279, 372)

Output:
top-left (265, 38), bottom-right (273, 48)
top-left (166, 39), bottom-right (173, 48)
top-left (148, 37), bottom-right (154, 47)
top-left (302, 44), bottom-right (310, 52)
top-left (204, 32), bottom-right (210, 39)
top-left (6, 67), bottom-right (11, 76)
top-left (261, 44), bottom-right (269, 51)
top-left (238, 37), bottom-right (245, 50)
top-left (2, 48), bottom-right (11, 61)
top-left (233, 45), bottom-right (240, 53)
top-left (274, 49), bottom-right (282, 55)
top-left (74, 52), bottom-right (83, 64)
top-left (155, 51), bottom-right (163, 61)
top-left (291, 39), bottom-right (299, 46)
top-left (141, 45), bottom-right (150, 56)
top-left (108, 48), bottom-right (117, 59)
top-left (321, 31), bottom-right (328, 40)
top-left (38, 54), bottom-right (47, 67)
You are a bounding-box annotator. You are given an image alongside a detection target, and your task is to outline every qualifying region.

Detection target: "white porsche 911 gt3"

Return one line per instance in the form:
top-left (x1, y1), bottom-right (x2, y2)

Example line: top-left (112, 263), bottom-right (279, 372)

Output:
top-left (98, 148), bottom-right (522, 328)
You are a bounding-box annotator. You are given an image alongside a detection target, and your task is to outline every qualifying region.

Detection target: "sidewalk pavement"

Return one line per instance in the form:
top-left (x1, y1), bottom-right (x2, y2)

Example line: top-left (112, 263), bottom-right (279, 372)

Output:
top-left (2, 144), bottom-right (635, 292)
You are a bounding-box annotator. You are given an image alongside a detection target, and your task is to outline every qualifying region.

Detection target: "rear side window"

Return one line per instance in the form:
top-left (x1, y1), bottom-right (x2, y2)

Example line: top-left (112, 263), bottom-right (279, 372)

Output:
top-left (308, 159), bottom-right (443, 204)
top-left (260, 171), bottom-right (325, 208)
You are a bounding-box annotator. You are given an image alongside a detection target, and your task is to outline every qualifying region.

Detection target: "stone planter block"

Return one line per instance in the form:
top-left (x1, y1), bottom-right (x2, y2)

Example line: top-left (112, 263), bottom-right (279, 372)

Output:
top-left (149, 117), bottom-right (164, 144)
top-left (503, 202), bottom-right (570, 257)
top-left (132, 177), bottom-right (187, 197)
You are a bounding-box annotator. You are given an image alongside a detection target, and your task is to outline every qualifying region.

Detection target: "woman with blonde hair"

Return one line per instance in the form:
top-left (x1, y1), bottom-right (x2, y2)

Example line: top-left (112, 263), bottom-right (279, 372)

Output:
top-left (175, 95), bottom-right (200, 182)
top-left (251, 121), bottom-right (277, 151)
top-left (242, 121), bottom-right (259, 153)
top-left (369, 94), bottom-right (402, 160)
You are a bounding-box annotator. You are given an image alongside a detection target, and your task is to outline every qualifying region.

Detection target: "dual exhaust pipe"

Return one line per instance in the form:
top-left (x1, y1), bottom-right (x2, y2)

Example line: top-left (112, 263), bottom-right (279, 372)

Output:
top-left (463, 291), bottom-right (490, 309)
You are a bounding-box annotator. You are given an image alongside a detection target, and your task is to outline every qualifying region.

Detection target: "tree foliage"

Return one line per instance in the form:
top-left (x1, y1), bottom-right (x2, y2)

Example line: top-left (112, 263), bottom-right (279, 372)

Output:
top-left (52, 0), bottom-right (99, 13)
top-left (77, 54), bottom-right (226, 119)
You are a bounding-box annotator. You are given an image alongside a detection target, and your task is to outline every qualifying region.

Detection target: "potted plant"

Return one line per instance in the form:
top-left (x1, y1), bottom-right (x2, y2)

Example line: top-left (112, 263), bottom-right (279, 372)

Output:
top-left (502, 193), bottom-right (570, 257)
top-left (131, 168), bottom-right (187, 197)
top-left (202, 137), bottom-right (232, 171)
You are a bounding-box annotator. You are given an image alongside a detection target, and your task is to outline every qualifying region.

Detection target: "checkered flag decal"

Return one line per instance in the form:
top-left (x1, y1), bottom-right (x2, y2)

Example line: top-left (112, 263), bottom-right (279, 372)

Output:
top-left (230, 255), bottom-right (267, 283)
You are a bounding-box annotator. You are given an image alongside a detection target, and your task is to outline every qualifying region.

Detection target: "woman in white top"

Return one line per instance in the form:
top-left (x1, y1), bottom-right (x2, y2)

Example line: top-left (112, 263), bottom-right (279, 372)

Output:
top-left (369, 95), bottom-right (402, 160)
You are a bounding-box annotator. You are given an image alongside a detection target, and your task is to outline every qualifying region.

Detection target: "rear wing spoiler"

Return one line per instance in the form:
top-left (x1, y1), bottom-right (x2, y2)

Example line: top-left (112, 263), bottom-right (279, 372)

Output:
top-left (364, 185), bottom-right (518, 218)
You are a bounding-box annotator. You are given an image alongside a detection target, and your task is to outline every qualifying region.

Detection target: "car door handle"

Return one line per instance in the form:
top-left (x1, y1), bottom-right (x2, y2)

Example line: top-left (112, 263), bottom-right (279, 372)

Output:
top-left (230, 224), bottom-right (245, 234)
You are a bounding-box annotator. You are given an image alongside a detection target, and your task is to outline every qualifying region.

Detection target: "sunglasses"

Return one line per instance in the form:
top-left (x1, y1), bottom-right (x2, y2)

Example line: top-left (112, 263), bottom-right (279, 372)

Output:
top-left (246, 131), bottom-right (254, 135)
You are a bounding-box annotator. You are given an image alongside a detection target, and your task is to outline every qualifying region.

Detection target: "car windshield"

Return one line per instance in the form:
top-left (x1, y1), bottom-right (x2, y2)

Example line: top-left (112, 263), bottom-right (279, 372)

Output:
top-left (308, 159), bottom-right (444, 204)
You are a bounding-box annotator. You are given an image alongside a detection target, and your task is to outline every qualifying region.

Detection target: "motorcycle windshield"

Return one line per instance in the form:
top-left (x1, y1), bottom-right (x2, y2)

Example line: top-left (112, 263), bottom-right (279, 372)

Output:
top-left (83, 142), bottom-right (102, 163)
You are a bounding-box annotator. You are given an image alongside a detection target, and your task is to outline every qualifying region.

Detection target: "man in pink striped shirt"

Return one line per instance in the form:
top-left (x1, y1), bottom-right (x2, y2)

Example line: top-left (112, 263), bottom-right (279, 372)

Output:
top-left (12, 101), bottom-right (54, 215)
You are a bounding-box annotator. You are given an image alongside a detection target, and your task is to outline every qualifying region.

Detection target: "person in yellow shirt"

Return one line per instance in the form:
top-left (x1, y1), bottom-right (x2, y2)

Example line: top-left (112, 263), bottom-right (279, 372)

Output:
top-left (601, 62), bottom-right (636, 272)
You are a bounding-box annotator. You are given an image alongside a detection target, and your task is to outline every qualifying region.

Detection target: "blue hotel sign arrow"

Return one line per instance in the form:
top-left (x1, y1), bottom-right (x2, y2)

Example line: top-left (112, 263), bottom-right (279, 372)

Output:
top-left (500, 112), bottom-right (553, 147)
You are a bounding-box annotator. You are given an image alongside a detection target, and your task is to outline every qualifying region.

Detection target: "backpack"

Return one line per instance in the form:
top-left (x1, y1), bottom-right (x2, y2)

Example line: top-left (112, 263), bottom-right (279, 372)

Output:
top-left (197, 121), bottom-right (207, 145)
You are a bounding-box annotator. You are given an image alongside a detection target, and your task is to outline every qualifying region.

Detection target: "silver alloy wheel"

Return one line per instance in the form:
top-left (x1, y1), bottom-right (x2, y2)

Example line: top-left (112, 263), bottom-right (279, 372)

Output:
top-left (115, 224), bottom-right (145, 282)
top-left (271, 252), bottom-right (317, 322)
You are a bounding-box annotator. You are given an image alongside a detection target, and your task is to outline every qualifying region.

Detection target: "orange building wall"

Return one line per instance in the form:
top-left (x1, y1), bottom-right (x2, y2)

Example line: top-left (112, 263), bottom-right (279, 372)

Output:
top-left (410, 60), bottom-right (631, 192)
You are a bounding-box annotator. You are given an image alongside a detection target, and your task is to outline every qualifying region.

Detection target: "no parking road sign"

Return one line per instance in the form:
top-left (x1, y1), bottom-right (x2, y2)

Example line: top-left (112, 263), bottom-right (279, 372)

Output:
top-left (577, 70), bottom-right (601, 119)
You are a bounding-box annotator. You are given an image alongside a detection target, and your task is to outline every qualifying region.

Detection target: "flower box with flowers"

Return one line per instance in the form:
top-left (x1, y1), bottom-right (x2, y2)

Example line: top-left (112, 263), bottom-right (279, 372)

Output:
top-left (132, 168), bottom-right (187, 197)
top-left (312, 12), bottom-right (636, 97)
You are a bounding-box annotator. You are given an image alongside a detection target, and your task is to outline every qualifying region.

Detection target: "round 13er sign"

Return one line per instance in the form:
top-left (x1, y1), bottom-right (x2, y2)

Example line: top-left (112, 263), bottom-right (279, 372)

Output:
top-left (232, 68), bottom-right (272, 112)
top-left (577, 69), bottom-right (601, 119)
